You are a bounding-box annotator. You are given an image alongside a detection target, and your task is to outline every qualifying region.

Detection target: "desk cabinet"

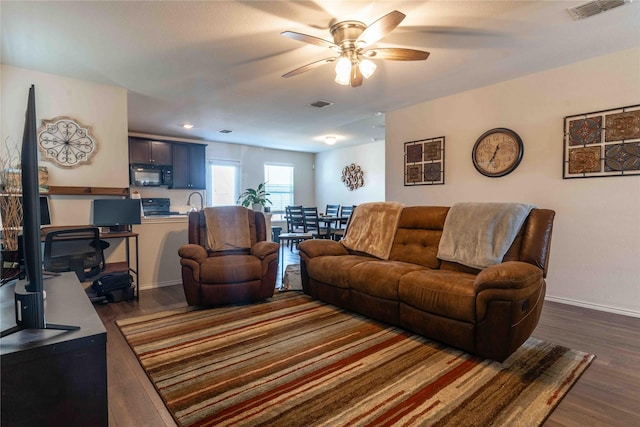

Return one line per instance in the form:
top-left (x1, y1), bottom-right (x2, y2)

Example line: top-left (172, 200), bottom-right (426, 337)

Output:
top-left (1, 273), bottom-right (108, 426)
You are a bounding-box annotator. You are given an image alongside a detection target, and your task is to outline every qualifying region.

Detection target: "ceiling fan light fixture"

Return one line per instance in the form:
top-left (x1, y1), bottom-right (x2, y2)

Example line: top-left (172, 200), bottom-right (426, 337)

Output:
top-left (359, 59), bottom-right (377, 79)
top-left (335, 56), bottom-right (352, 85)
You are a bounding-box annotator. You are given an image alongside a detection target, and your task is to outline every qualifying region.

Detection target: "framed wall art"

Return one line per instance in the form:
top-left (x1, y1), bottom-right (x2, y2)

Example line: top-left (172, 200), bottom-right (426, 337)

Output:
top-left (38, 116), bottom-right (97, 168)
top-left (404, 136), bottom-right (445, 186)
top-left (563, 104), bottom-right (640, 179)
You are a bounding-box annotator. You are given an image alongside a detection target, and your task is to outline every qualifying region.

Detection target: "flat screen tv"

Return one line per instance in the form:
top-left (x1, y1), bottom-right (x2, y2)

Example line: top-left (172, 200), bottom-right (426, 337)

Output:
top-left (1, 85), bottom-right (76, 337)
top-left (92, 199), bottom-right (142, 232)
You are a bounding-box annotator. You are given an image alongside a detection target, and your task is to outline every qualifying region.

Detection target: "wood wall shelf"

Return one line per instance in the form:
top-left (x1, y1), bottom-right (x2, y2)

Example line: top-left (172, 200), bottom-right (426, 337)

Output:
top-left (45, 186), bottom-right (130, 196)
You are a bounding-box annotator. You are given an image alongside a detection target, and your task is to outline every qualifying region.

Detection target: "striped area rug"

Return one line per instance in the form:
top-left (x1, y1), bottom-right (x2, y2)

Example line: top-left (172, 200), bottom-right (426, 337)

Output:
top-left (116, 293), bottom-right (594, 427)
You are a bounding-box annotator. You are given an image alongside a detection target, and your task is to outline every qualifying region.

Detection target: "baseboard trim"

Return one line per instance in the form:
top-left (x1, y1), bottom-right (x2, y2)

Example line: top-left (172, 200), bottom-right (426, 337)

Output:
top-left (545, 295), bottom-right (640, 318)
top-left (139, 280), bottom-right (182, 291)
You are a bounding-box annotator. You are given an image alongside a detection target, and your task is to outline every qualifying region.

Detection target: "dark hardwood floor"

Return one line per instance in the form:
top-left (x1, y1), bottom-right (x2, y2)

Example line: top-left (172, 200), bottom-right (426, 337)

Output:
top-left (95, 249), bottom-right (640, 426)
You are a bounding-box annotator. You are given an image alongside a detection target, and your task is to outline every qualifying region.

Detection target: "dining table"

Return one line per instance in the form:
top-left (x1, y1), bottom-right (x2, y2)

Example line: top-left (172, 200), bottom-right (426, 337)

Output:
top-left (318, 215), bottom-right (350, 235)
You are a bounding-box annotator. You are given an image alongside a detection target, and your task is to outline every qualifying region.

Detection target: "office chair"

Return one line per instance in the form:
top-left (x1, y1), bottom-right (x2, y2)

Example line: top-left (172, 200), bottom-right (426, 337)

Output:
top-left (43, 227), bottom-right (103, 282)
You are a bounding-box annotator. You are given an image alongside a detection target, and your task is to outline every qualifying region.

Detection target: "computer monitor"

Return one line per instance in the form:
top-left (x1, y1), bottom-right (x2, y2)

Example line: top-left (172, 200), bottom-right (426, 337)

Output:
top-left (92, 199), bottom-right (142, 232)
top-left (39, 196), bottom-right (51, 225)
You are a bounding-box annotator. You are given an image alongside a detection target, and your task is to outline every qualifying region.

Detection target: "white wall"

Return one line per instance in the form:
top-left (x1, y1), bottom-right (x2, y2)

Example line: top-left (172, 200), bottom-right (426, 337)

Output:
top-left (386, 48), bottom-right (640, 317)
top-left (315, 141), bottom-right (386, 210)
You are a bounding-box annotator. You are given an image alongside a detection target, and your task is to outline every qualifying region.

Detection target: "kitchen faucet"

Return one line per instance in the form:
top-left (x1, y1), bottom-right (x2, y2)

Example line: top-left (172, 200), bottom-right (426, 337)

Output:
top-left (187, 191), bottom-right (204, 212)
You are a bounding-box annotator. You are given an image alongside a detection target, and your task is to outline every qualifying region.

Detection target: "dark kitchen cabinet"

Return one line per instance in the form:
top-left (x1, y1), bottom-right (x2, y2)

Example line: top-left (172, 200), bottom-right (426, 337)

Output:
top-left (129, 137), bottom-right (172, 165)
top-left (172, 143), bottom-right (206, 189)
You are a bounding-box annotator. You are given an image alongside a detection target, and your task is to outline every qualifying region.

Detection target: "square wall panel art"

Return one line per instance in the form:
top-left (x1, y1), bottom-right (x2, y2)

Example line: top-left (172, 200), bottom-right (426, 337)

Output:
top-left (563, 104), bottom-right (640, 178)
top-left (404, 136), bottom-right (445, 186)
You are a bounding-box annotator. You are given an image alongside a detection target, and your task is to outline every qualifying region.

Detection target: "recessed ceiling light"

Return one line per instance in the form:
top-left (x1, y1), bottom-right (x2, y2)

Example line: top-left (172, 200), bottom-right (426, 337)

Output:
top-left (181, 123), bottom-right (194, 129)
top-left (325, 135), bottom-right (337, 145)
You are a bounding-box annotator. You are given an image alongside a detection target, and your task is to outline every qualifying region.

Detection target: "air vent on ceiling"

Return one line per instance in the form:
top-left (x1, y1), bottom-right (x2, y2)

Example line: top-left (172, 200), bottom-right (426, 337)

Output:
top-left (568, 0), bottom-right (628, 20)
top-left (218, 129), bottom-right (232, 134)
top-left (309, 100), bottom-right (334, 108)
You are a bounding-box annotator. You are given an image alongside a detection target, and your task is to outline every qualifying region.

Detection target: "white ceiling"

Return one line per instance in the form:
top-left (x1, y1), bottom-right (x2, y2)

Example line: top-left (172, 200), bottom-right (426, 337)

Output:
top-left (2, 1), bottom-right (638, 153)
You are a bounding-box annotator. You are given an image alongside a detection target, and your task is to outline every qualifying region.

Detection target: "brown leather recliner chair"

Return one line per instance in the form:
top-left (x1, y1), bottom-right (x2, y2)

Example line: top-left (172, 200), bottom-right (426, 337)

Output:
top-left (178, 207), bottom-right (279, 306)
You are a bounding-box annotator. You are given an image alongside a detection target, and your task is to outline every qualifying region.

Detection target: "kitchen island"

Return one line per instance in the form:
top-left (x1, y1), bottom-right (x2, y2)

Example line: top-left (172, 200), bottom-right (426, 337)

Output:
top-left (132, 215), bottom-right (188, 290)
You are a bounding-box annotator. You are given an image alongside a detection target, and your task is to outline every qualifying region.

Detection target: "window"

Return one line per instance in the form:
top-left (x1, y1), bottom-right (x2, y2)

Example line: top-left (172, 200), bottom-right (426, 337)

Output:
top-left (207, 160), bottom-right (240, 206)
top-left (264, 164), bottom-right (294, 216)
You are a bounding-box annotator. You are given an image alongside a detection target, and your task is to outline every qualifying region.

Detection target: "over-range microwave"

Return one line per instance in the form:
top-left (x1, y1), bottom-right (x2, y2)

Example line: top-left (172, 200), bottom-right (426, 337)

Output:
top-left (130, 164), bottom-right (173, 187)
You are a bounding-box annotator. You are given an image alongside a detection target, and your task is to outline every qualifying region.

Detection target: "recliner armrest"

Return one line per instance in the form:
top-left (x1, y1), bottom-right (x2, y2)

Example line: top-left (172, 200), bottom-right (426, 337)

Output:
top-left (251, 241), bottom-right (279, 259)
top-left (298, 239), bottom-right (349, 259)
top-left (178, 244), bottom-right (208, 264)
top-left (473, 261), bottom-right (542, 292)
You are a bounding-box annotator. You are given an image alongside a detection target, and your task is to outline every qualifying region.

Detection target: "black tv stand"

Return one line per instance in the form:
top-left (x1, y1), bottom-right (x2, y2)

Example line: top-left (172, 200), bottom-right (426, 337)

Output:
top-left (0, 272), bottom-right (107, 426)
top-left (0, 280), bottom-right (80, 338)
top-left (0, 323), bottom-right (79, 338)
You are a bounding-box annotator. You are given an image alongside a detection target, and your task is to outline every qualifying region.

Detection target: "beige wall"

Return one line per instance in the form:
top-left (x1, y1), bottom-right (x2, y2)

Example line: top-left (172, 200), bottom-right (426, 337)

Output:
top-left (315, 140), bottom-right (386, 209)
top-left (386, 48), bottom-right (640, 317)
top-left (1, 65), bottom-right (130, 226)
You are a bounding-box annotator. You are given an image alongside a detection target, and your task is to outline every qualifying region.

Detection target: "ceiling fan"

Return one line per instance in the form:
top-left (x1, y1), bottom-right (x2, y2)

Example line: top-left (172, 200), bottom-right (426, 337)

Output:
top-left (281, 10), bottom-right (430, 87)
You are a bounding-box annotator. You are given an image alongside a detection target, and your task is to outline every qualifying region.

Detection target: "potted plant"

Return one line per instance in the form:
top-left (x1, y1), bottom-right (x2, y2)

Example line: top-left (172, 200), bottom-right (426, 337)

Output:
top-left (237, 182), bottom-right (272, 212)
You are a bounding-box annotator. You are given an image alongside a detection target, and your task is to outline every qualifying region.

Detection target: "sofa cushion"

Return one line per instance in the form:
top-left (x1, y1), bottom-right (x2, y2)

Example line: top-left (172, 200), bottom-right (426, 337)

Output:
top-left (306, 255), bottom-right (371, 289)
top-left (200, 255), bottom-right (262, 283)
top-left (389, 206), bottom-right (449, 268)
top-left (398, 270), bottom-right (477, 323)
top-left (349, 261), bottom-right (426, 300)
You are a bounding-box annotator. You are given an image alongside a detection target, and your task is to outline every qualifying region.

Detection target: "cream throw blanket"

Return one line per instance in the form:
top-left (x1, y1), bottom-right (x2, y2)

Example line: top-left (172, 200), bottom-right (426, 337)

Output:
top-left (341, 201), bottom-right (405, 260)
top-left (204, 206), bottom-right (252, 251)
top-left (437, 202), bottom-right (535, 269)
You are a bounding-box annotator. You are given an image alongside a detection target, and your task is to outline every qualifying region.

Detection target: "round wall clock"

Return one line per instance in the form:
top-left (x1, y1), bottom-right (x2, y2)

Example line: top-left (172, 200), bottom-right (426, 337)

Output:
top-left (472, 128), bottom-right (523, 177)
top-left (38, 116), bottom-right (97, 168)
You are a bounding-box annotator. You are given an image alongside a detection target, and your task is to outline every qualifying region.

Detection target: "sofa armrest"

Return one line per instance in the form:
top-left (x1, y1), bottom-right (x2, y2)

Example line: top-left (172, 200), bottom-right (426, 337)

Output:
top-left (178, 244), bottom-right (208, 264)
top-left (251, 241), bottom-right (280, 259)
top-left (474, 261), bottom-right (543, 292)
top-left (298, 239), bottom-right (349, 259)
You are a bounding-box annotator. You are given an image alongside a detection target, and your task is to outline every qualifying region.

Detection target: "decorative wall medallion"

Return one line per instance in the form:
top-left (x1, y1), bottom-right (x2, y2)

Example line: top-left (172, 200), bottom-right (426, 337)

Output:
top-left (404, 136), bottom-right (445, 185)
top-left (38, 116), bottom-right (97, 168)
top-left (341, 163), bottom-right (364, 191)
top-left (563, 104), bottom-right (640, 178)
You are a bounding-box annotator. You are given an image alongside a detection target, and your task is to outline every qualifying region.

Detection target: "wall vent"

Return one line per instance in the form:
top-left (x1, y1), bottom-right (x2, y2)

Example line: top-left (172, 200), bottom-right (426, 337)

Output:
top-left (568, 0), bottom-right (628, 20)
top-left (309, 100), bottom-right (334, 108)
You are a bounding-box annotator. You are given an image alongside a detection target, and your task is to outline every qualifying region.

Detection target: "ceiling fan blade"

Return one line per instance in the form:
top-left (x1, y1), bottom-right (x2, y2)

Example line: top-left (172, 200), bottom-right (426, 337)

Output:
top-left (350, 64), bottom-right (363, 87)
top-left (364, 48), bottom-right (430, 61)
top-left (282, 57), bottom-right (337, 78)
top-left (356, 10), bottom-right (406, 47)
top-left (281, 31), bottom-right (339, 50)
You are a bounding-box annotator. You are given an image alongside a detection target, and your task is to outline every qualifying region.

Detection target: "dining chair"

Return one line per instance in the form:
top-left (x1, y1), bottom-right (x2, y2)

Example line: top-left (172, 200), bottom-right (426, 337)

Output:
top-left (332, 205), bottom-right (356, 240)
top-left (325, 204), bottom-right (340, 216)
top-left (303, 206), bottom-right (332, 239)
top-left (285, 205), bottom-right (306, 249)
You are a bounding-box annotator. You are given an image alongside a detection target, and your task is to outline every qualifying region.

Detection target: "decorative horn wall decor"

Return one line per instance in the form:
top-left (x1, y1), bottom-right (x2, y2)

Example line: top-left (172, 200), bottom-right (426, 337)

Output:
top-left (341, 163), bottom-right (364, 190)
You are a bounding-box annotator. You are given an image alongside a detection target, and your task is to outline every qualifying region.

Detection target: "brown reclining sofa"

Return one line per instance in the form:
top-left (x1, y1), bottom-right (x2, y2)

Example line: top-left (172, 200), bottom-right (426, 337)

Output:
top-left (298, 205), bottom-right (555, 361)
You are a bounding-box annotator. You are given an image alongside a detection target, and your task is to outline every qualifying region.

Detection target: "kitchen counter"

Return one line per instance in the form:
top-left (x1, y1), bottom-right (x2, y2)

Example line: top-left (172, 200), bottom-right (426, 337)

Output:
top-left (132, 219), bottom-right (189, 289)
top-left (141, 214), bottom-right (188, 224)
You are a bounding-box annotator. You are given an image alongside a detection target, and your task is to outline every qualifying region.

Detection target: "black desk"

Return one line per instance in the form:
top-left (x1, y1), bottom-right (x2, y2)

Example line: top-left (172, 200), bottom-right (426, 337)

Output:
top-left (42, 226), bottom-right (140, 300)
top-left (0, 273), bottom-right (108, 426)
